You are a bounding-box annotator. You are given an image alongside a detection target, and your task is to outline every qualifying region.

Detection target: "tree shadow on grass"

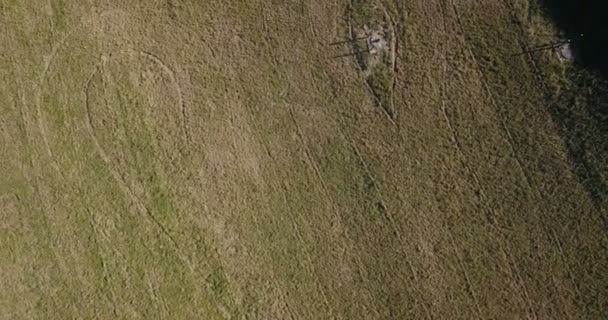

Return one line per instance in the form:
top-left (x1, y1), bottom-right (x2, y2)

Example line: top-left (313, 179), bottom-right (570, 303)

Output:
top-left (540, 0), bottom-right (608, 211)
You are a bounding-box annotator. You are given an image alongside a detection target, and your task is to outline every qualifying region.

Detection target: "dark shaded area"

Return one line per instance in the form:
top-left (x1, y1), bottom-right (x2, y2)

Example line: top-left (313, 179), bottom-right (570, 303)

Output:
top-left (541, 0), bottom-right (608, 77)
top-left (551, 84), bottom-right (608, 211)
top-left (541, 0), bottom-right (608, 212)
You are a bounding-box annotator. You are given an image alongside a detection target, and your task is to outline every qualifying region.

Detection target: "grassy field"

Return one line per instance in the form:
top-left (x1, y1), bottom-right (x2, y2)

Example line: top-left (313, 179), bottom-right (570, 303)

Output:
top-left (1, 0), bottom-right (607, 319)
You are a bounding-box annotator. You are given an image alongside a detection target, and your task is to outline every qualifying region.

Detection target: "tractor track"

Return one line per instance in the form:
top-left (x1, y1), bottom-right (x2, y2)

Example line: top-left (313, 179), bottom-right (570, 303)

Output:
top-left (137, 50), bottom-right (192, 148)
top-left (35, 31), bottom-right (74, 176)
top-left (438, 2), bottom-right (538, 319)
top-left (449, 0), bottom-right (584, 308)
top-left (83, 63), bottom-right (229, 314)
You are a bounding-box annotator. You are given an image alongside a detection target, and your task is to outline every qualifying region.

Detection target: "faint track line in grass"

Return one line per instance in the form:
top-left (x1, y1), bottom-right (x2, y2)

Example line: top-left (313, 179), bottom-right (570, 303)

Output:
top-left (307, 0), bottom-right (319, 39)
top-left (438, 3), bottom-right (538, 318)
top-left (84, 64), bottom-right (179, 251)
top-left (9, 56), bottom-right (78, 309)
top-left (232, 108), bottom-right (297, 320)
top-left (449, 0), bottom-right (584, 308)
top-left (205, 40), bottom-right (299, 317)
top-left (269, 133), bottom-right (378, 319)
top-left (83, 64), bottom-right (231, 315)
top-left (501, 0), bottom-right (608, 225)
top-left (145, 274), bottom-right (170, 320)
top-left (88, 217), bottom-right (169, 318)
top-left (378, 2), bottom-right (399, 122)
top-left (335, 125), bottom-right (432, 320)
top-left (84, 208), bottom-right (119, 317)
top-left (501, 3), bottom-right (608, 306)
top-left (244, 102), bottom-right (381, 317)
top-left (499, 1), bottom-right (552, 92)
top-left (269, 285), bottom-right (296, 320)
top-left (244, 103), bottom-right (336, 319)
top-left (249, 7), bottom-right (334, 317)
top-left (35, 31), bottom-right (74, 176)
top-left (9, 56), bottom-right (35, 154)
top-left (345, 0), bottom-right (398, 128)
top-left (439, 100), bottom-right (538, 319)
top-left (288, 103), bottom-right (429, 319)
top-left (444, 227), bottom-right (485, 319)
top-left (439, 2), bottom-right (517, 317)
top-left (456, 0), bottom-right (586, 305)
top-left (137, 50), bottom-right (192, 148)
top-left (449, 2), bottom-right (536, 197)
top-left (260, 2), bottom-right (287, 76)
top-left (276, 178), bottom-right (334, 319)
top-left (336, 4), bottom-right (432, 309)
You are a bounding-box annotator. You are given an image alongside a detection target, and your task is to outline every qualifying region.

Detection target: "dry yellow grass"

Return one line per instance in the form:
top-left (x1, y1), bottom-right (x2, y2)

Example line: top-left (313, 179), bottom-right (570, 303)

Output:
top-left (1, 0), bottom-right (607, 319)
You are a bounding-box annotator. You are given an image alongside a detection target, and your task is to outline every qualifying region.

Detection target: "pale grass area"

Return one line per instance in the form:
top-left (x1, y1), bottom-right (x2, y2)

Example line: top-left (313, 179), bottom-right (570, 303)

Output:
top-left (0, 0), bottom-right (606, 319)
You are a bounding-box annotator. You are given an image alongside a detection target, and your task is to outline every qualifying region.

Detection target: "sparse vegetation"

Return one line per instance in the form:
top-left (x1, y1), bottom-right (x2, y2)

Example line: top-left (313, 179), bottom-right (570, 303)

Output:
top-left (1, 0), bottom-right (607, 319)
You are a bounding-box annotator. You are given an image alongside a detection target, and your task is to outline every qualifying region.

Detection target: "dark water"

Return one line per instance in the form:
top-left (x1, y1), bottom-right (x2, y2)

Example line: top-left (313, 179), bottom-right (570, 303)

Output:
top-left (542, 0), bottom-right (608, 77)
